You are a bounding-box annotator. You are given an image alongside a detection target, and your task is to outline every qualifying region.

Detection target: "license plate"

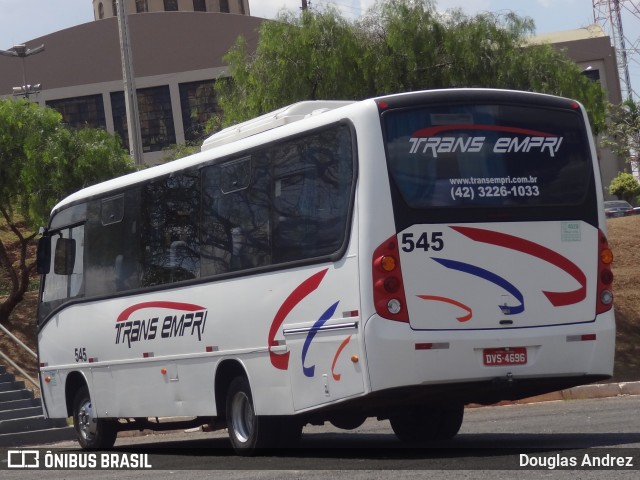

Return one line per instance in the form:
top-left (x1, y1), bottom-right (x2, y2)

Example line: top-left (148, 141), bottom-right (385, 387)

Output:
top-left (483, 347), bottom-right (527, 366)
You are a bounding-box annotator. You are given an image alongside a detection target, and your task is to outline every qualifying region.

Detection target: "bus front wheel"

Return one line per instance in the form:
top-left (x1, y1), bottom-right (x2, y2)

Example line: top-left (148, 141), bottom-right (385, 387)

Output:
top-left (226, 376), bottom-right (277, 455)
top-left (72, 385), bottom-right (117, 449)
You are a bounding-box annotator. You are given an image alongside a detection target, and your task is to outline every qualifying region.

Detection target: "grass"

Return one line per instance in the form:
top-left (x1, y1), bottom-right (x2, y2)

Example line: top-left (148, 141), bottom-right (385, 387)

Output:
top-left (606, 215), bottom-right (640, 382)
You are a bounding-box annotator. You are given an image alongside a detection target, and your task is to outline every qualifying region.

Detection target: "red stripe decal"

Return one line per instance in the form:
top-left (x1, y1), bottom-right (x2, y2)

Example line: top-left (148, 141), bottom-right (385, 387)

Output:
top-left (331, 335), bottom-right (352, 381)
top-left (412, 124), bottom-right (557, 138)
top-left (451, 226), bottom-right (586, 306)
top-left (268, 268), bottom-right (329, 370)
top-left (117, 301), bottom-right (206, 322)
top-left (417, 295), bottom-right (473, 322)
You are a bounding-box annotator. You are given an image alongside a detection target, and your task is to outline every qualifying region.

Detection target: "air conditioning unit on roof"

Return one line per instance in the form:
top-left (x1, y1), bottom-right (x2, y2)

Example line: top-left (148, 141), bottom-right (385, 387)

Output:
top-left (201, 100), bottom-right (354, 151)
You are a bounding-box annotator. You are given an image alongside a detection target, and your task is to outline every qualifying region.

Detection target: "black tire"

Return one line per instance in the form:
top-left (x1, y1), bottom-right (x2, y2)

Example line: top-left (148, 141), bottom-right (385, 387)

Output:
top-left (329, 414), bottom-right (366, 430)
top-left (436, 404), bottom-right (464, 440)
top-left (72, 385), bottom-right (118, 449)
top-left (389, 406), bottom-right (440, 444)
top-left (276, 416), bottom-right (303, 448)
top-left (226, 376), bottom-right (278, 455)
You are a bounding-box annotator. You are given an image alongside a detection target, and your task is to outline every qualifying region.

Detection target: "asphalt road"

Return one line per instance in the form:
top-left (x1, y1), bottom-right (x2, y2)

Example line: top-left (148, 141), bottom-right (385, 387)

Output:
top-left (2, 395), bottom-right (640, 478)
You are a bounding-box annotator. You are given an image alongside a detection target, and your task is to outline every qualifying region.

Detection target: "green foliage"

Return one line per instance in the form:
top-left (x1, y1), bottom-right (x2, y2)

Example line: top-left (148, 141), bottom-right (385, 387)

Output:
top-left (0, 98), bottom-right (135, 323)
top-left (161, 141), bottom-right (201, 163)
top-left (215, 0), bottom-right (606, 133)
top-left (609, 171), bottom-right (640, 204)
top-left (216, 7), bottom-right (366, 126)
top-left (601, 99), bottom-right (640, 166)
top-left (0, 98), bottom-right (135, 228)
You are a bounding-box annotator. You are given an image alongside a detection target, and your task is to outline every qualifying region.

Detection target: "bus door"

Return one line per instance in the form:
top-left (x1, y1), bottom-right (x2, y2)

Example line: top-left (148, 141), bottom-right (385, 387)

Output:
top-left (272, 265), bottom-right (364, 411)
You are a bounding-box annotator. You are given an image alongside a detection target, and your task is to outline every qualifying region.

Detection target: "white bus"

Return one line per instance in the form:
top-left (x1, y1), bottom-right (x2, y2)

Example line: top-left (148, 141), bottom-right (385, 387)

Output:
top-left (36, 89), bottom-right (615, 454)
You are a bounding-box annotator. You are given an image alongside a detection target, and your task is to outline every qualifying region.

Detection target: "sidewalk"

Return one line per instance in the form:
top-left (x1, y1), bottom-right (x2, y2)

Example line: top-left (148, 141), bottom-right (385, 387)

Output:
top-left (485, 380), bottom-right (640, 407)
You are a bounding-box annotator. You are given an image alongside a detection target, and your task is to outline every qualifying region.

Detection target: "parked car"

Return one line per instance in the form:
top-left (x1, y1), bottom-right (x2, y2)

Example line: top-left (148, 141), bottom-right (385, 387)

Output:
top-left (604, 200), bottom-right (635, 218)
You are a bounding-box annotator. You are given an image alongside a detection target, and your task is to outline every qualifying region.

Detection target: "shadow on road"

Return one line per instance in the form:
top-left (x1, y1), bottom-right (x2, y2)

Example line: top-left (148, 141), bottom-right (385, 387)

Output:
top-left (73, 431), bottom-right (640, 470)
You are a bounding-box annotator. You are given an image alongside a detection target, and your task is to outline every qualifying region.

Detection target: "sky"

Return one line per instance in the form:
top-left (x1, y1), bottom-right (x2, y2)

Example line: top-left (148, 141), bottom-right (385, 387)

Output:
top-left (0, 0), bottom-right (638, 94)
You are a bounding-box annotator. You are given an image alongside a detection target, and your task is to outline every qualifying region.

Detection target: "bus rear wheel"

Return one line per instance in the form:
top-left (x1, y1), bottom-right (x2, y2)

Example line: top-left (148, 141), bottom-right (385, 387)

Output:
top-left (390, 404), bottom-right (464, 444)
top-left (389, 406), bottom-right (440, 444)
top-left (72, 385), bottom-right (117, 449)
top-left (436, 404), bottom-right (464, 440)
top-left (226, 376), bottom-right (277, 455)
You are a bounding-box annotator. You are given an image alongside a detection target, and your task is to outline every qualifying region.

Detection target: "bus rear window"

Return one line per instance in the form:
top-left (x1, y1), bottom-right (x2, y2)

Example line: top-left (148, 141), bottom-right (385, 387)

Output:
top-left (382, 104), bottom-right (592, 209)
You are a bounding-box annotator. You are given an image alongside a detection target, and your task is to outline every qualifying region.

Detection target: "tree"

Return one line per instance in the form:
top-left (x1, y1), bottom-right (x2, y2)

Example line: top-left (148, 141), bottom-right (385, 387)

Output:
top-left (215, 0), bottom-right (606, 133)
top-left (609, 172), bottom-right (640, 204)
top-left (0, 98), bottom-right (135, 324)
top-left (601, 99), bottom-right (640, 171)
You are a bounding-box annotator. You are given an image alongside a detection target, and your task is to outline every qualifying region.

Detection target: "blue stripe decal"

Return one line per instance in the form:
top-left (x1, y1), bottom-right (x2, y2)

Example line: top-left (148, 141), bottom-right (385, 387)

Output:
top-left (302, 301), bottom-right (340, 377)
top-left (432, 258), bottom-right (524, 315)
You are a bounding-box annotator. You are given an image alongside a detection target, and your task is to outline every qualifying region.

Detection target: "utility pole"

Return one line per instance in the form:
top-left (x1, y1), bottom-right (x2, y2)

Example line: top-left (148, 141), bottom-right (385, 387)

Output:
top-left (301, 1), bottom-right (309, 10)
top-left (592, 0), bottom-right (640, 100)
top-left (116, 0), bottom-right (144, 166)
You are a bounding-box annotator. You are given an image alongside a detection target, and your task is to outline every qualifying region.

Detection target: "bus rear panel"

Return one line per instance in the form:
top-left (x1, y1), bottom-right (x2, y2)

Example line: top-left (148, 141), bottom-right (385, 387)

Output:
top-left (365, 90), bottom-right (614, 405)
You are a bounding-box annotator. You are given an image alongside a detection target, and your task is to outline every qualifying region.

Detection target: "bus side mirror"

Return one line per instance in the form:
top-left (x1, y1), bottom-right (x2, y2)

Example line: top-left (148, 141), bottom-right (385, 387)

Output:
top-left (36, 236), bottom-right (51, 275)
top-left (53, 238), bottom-right (76, 275)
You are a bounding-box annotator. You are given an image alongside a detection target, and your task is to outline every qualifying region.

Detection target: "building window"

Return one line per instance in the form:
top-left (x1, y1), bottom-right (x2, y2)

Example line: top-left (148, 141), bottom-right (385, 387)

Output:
top-left (238, 0), bottom-right (245, 15)
top-left (220, 0), bottom-right (229, 13)
top-left (581, 68), bottom-right (601, 82)
top-left (179, 80), bottom-right (219, 143)
top-left (111, 86), bottom-right (176, 153)
top-left (164, 0), bottom-right (178, 11)
top-left (193, 0), bottom-right (206, 11)
top-left (98, 2), bottom-right (104, 19)
top-left (112, 0), bottom-right (117, 16)
top-left (136, 0), bottom-right (148, 13)
top-left (47, 95), bottom-right (107, 130)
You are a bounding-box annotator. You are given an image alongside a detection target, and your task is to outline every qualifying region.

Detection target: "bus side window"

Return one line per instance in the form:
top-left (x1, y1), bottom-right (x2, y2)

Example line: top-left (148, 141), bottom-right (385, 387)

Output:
top-left (85, 192), bottom-right (142, 296)
top-left (201, 156), bottom-right (270, 275)
top-left (271, 126), bottom-right (353, 262)
top-left (140, 171), bottom-right (200, 286)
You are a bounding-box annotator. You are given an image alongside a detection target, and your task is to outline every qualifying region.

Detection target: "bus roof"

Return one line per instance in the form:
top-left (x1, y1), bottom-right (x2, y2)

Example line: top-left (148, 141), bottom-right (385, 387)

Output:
top-left (201, 100), bottom-right (354, 151)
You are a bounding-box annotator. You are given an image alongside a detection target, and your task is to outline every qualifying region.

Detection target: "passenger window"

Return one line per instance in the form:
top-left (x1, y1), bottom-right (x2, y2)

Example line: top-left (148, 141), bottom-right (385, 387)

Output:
top-left (201, 156), bottom-right (270, 275)
top-left (271, 126), bottom-right (353, 262)
top-left (200, 123), bottom-right (354, 275)
top-left (141, 171), bottom-right (201, 286)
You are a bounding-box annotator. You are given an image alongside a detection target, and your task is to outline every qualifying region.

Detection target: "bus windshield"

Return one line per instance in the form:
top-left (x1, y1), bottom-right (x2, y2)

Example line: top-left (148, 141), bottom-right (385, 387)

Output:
top-left (382, 103), bottom-right (592, 210)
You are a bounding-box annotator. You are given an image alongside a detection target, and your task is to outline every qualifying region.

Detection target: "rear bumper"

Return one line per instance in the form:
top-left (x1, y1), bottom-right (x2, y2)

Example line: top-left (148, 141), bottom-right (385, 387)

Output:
top-left (363, 310), bottom-right (615, 405)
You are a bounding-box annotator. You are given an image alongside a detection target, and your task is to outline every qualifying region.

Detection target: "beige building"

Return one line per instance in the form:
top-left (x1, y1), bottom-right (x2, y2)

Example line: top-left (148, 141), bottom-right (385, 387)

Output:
top-left (532, 24), bottom-right (626, 195)
top-left (0, 3), bottom-right (627, 187)
top-left (93, 0), bottom-right (249, 19)
top-left (0, 1), bottom-right (259, 164)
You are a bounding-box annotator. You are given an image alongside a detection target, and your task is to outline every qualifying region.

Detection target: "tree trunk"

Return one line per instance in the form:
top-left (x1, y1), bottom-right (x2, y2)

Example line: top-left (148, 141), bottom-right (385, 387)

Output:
top-left (0, 211), bottom-right (37, 325)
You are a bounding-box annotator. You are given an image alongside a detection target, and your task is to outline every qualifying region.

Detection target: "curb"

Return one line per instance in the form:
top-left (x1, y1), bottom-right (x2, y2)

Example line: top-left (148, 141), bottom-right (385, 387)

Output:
top-left (479, 380), bottom-right (640, 407)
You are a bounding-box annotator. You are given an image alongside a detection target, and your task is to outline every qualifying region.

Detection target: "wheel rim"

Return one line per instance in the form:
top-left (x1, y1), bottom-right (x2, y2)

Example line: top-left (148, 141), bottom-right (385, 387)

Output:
top-left (230, 391), bottom-right (254, 444)
top-left (77, 399), bottom-right (97, 442)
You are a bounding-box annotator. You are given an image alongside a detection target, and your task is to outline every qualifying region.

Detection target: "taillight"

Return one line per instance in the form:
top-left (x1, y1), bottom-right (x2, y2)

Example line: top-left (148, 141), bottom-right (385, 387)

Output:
top-left (373, 235), bottom-right (409, 322)
top-left (596, 229), bottom-right (614, 314)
